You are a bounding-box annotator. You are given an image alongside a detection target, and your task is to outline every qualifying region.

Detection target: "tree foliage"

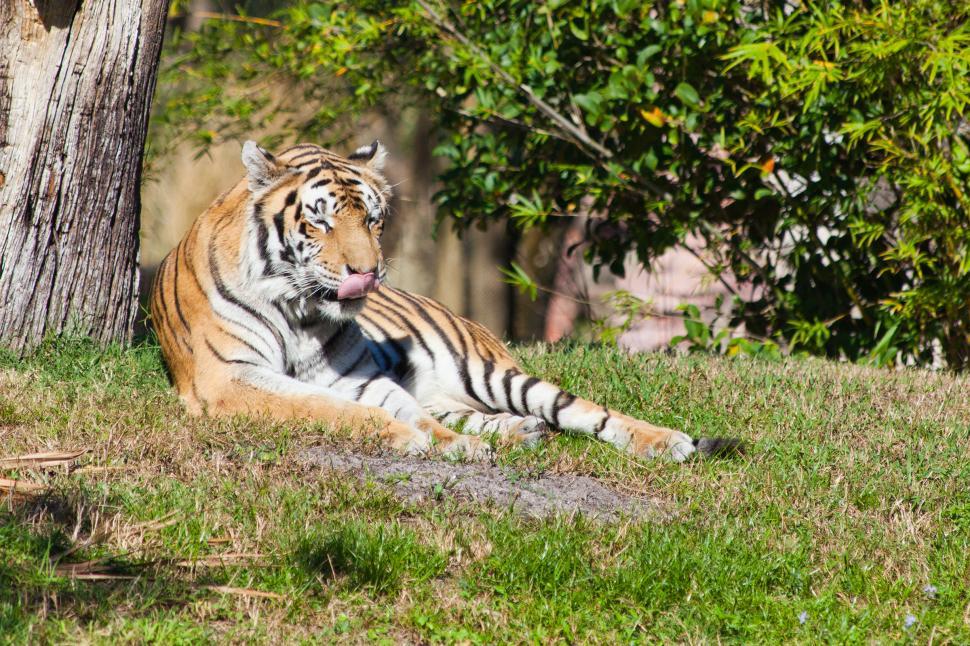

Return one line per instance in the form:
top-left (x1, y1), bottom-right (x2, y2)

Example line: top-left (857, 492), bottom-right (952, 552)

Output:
top-left (158, 0), bottom-right (970, 368)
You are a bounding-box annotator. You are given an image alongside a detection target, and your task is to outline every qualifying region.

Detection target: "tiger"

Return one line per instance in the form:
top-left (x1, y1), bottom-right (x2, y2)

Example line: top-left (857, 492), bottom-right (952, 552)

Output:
top-left (150, 140), bottom-right (738, 462)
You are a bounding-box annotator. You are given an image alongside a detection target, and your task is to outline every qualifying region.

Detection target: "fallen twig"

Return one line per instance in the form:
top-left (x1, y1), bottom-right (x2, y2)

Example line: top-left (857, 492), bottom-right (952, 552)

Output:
top-left (0, 477), bottom-right (46, 495)
top-left (54, 559), bottom-right (123, 577)
top-left (0, 448), bottom-right (89, 470)
top-left (60, 573), bottom-right (138, 581)
top-left (126, 511), bottom-right (181, 535)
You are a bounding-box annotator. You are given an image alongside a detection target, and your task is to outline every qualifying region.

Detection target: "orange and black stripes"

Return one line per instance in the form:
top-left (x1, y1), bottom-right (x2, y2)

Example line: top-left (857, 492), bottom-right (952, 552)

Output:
top-left (358, 288), bottom-right (608, 433)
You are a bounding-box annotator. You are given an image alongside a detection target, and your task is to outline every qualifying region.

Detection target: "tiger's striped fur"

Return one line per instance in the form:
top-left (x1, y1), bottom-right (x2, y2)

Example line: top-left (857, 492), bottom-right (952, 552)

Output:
top-left (150, 141), bottom-right (708, 462)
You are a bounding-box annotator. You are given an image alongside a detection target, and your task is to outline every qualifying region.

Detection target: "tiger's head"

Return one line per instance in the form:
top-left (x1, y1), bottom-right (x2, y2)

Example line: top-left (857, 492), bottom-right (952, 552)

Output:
top-left (240, 140), bottom-right (391, 320)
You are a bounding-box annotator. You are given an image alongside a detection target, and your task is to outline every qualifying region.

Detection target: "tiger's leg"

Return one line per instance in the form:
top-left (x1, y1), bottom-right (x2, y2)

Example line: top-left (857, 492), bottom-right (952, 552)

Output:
top-left (198, 367), bottom-right (487, 459)
top-left (361, 289), bottom-right (694, 461)
top-left (471, 361), bottom-right (697, 461)
top-left (328, 375), bottom-right (492, 460)
top-left (425, 399), bottom-right (547, 447)
top-left (307, 316), bottom-right (491, 460)
top-left (202, 378), bottom-right (426, 453)
top-left (415, 351), bottom-right (693, 460)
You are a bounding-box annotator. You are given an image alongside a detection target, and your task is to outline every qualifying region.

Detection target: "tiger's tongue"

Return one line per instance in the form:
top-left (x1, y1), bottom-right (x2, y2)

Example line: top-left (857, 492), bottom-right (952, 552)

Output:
top-left (337, 272), bottom-right (379, 300)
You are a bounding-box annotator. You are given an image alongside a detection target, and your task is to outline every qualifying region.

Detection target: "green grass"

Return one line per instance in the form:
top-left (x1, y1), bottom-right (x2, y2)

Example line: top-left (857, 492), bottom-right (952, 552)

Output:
top-left (2, 338), bottom-right (970, 642)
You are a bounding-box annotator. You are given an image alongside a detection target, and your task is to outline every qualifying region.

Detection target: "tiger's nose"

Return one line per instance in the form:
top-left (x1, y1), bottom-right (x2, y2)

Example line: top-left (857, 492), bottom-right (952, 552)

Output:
top-left (346, 264), bottom-right (379, 277)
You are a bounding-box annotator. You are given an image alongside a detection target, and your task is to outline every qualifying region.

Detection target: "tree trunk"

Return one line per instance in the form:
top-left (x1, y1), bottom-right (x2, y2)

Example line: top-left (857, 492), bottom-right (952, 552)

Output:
top-left (0, 0), bottom-right (168, 354)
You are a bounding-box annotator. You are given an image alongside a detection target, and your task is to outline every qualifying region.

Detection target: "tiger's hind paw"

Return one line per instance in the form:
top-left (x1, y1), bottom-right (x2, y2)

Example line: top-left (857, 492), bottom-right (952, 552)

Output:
top-left (622, 423), bottom-right (697, 462)
top-left (665, 431), bottom-right (697, 462)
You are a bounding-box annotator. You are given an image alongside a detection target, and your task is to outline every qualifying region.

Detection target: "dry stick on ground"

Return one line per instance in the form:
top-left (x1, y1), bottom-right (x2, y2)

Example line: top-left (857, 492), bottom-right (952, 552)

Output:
top-left (124, 511), bottom-right (182, 536)
top-left (54, 560), bottom-right (135, 578)
top-left (51, 560), bottom-right (284, 599)
top-left (49, 511), bottom-right (182, 567)
top-left (175, 553), bottom-right (268, 569)
top-left (49, 563), bottom-right (283, 601)
top-left (52, 525), bottom-right (117, 563)
top-left (54, 552), bottom-right (268, 578)
top-left (0, 477), bottom-right (47, 495)
top-left (58, 573), bottom-right (139, 581)
top-left (72, 465), bottom-right (134, 474)
top-left (0, 449), bottom-right (92, 495)
top-left (0, 449), bottom-right (90, 469)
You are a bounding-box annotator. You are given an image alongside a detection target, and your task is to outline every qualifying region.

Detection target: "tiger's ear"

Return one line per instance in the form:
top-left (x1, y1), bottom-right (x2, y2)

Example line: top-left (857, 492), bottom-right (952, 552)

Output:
top-left (347, 140), bottom-right (387, 172)
top-left (241, 140), bottom-right (284, 191)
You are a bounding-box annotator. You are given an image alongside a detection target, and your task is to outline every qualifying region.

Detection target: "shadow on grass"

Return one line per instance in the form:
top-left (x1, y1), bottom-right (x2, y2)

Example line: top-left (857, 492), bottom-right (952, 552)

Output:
top-left (0, 489), bottom-right (198, 642)
top-left (293, 521), bottom-right (447, 595)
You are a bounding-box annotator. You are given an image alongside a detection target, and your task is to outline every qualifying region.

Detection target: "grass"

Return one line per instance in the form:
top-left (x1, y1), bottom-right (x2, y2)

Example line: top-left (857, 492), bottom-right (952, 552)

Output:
top-left (2, 337), bottom-right (970, 643)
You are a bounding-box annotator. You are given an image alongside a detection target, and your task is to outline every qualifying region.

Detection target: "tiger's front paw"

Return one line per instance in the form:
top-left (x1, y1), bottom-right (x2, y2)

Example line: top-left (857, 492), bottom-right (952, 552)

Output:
top-left (383, 420), bottom-right (433, 455)
top-left (438, 433), bottom-right (493, 462)
top-left (415, 418), bottom-right (493, 462)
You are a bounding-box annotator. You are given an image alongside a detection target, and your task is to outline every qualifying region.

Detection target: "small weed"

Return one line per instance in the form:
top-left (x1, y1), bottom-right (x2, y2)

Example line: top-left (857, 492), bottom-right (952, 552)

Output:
top-left (381, 472), bottom-right (412, 485)
top-left (0, 398), bottom-right (23, 426)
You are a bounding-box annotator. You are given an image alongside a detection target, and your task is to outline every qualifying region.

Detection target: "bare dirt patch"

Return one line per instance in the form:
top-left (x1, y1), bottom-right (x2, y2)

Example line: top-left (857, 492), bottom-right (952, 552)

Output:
top-left (298, 447), bottom-right (663, 521)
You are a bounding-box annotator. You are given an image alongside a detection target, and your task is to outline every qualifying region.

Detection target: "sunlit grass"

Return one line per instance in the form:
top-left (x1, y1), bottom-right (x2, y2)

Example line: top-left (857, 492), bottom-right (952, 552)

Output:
top-left (2, 338), bottom-right (969, 642)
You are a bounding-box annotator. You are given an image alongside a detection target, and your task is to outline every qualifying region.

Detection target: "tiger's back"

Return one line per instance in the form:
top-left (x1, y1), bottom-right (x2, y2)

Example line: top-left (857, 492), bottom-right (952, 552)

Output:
top-left (150, 181), bottom-right (252, 412)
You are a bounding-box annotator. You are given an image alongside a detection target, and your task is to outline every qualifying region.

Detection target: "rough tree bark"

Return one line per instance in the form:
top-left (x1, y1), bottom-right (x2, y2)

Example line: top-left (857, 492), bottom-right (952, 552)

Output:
top-left (0, 0), bottom-right (168, 354)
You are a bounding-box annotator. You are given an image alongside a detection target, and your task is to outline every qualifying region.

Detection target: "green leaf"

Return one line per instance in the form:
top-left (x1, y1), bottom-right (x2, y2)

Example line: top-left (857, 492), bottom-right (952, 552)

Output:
top-left (637, 45), bottom-right (663, 66)
top-left (674, 82), bottom-right (700, 106)
top-left (572, 92), bottom-right (604, 116)
top-left (568, 20), bottom-right (588, 41)
top-left (499, 262), bottom-right (539, 301)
